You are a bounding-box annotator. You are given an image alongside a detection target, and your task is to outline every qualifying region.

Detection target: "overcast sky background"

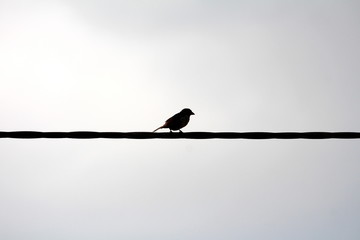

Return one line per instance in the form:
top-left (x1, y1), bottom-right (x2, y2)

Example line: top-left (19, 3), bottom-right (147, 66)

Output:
top-left (1, 0), bottom-right (360, 239)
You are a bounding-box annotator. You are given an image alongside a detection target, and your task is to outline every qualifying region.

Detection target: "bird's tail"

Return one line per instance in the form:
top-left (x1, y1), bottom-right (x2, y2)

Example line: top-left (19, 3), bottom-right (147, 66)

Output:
top-left (153, 126), bottom-right (163, 132)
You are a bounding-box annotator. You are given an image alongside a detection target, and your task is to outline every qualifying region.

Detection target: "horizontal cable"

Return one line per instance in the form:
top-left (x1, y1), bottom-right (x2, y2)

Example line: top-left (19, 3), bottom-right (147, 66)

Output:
top-left (0, 131), bottom-right (359, 139)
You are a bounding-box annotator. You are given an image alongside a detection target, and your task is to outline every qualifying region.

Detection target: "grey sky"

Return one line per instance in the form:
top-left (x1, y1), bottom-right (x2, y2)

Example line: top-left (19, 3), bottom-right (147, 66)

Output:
top-left (0, 1), bottom-right (360, 239)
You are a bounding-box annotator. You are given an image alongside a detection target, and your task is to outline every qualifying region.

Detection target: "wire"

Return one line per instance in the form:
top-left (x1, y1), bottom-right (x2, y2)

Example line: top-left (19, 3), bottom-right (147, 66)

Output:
top-left (0, 131), bottom-right (359, 139)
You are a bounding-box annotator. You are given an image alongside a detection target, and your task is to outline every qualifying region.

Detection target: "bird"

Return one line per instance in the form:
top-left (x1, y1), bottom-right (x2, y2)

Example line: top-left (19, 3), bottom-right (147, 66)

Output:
top-left (153, 108), bottom-right (195, 133)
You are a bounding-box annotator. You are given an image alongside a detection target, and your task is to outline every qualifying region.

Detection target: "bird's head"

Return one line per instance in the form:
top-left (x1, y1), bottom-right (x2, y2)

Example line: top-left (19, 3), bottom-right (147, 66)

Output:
top-left (181, 108), bottom-right (195, 116)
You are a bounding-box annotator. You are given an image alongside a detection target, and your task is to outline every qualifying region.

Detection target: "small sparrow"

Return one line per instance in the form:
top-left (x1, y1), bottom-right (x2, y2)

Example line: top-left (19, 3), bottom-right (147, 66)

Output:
top-left (153, 108), bottom-right (195, 133)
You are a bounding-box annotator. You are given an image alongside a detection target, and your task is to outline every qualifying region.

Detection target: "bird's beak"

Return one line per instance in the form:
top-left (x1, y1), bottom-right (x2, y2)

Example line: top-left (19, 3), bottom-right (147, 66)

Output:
top-left (191, 112), bottom-right (195, 115)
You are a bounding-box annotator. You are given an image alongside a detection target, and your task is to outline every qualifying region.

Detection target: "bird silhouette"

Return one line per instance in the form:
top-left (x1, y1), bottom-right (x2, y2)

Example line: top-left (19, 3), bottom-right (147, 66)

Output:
top-left (153, 108), bottom-right (195, 133)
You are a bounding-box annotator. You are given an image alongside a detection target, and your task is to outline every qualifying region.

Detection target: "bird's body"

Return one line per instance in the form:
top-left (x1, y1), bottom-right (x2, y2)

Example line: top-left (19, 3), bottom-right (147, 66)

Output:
top-left (153, 108), bottom-right (195, 133)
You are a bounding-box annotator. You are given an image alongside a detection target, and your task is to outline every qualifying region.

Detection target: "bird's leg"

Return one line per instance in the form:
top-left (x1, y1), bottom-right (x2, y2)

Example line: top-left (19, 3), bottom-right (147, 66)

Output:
top-left (169, 130), bottom-right (173, 133)
top-left (179, 130), bottom-right (183, 133)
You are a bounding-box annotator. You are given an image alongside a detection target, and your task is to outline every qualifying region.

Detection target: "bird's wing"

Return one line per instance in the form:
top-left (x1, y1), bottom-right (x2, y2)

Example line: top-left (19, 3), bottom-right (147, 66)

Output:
top-left (153, 112), bottom-right (181, 132)
top-left (165, 113), bottom-right (180, 125)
